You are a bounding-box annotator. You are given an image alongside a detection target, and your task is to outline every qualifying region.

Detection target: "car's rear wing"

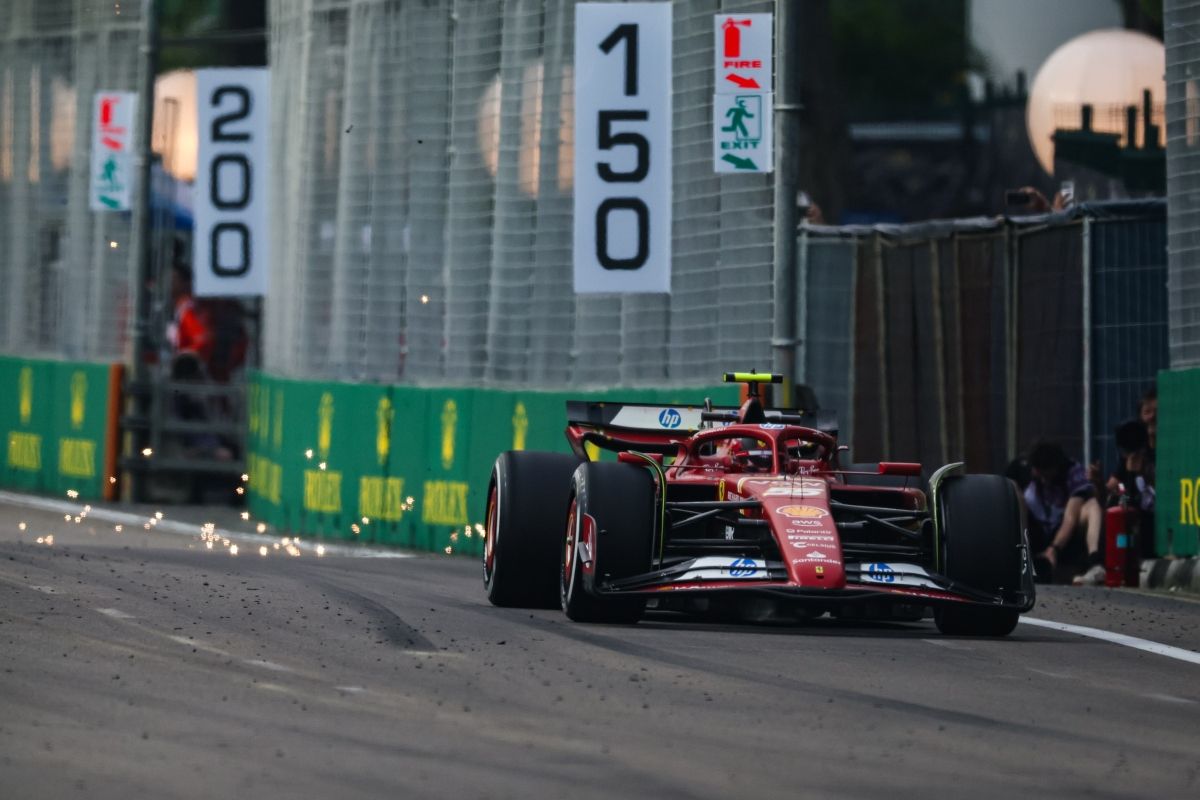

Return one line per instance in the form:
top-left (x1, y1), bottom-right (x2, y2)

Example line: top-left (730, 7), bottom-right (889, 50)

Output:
top-left (565, 401), bottom-right (708, 434)
top-left (564, 400), bottom-right (838, 437)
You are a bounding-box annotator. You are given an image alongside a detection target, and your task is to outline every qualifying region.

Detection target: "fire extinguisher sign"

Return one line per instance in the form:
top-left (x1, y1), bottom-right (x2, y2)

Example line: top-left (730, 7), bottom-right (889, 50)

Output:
top-left (573, 2), bottom-right (672, 294)
top-left (714, 14), bottom-right (772, 92)
top-left (713, 13), bottom-right (773, 174)
top-left (193, 68), bottom-right (271, 298)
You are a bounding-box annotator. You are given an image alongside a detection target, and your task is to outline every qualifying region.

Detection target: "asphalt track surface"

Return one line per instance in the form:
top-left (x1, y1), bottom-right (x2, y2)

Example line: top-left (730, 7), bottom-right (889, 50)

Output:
top-left (1, 496), bottom-right (1199, 799)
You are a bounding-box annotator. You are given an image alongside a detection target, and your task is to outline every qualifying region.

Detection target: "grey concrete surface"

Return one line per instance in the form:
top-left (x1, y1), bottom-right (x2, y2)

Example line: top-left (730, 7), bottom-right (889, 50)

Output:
top-left (1, 495), bottom-right (1198, 799)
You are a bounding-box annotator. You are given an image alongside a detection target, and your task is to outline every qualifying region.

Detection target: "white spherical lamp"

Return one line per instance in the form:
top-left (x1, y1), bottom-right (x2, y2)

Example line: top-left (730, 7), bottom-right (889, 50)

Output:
top-left (1026, 29), bottom-right (1165, 175)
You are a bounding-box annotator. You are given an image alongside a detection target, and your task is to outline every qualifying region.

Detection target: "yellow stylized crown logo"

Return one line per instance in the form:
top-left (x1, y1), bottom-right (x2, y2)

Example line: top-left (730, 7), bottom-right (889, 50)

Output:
top-left (273, 392), bottom-right (284, 450)
top-left (441, 399), bottom-right (457, 470)
top-left (512, 401), bottom-right (529, 451)
top-left (317, 392), bottom-right (334, 460)
top-left (376, 397), bottom-right (394, 466)
top-left (69, 372), bottom-right (87, 430)
top-left (18, 367), bottom-right (33, 425)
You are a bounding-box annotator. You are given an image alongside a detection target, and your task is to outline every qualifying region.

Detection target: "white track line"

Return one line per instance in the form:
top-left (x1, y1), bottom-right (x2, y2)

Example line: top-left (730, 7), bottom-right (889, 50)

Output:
top-left (1021, 617), bottom-right (1200, 666)
top-left (0, 490), bottom-right (412, 559)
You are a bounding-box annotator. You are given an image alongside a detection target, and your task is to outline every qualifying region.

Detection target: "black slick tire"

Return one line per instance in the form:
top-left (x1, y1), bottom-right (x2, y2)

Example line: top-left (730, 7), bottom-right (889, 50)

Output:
top-left (561, 462), bottom-right (654, 624)
top-left (483, 451), bottom-right (580, 608)
top-left (934, 473), bottom-right (1022, 637)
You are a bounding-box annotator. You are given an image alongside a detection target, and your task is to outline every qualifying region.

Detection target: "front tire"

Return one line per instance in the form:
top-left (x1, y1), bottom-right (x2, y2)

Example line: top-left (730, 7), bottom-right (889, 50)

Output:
top-left (561, 462), bottom-right (655, 624)
top-left (483, 451), bottom-right (580, 608)
top-left (934, 474), bottom-right (1023, 636)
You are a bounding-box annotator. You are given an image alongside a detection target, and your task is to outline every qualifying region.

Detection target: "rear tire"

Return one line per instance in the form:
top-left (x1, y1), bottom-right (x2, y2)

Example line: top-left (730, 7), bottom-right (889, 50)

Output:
top-left (483, 451), bottom-right (580, 608)
top-left (561, 462), bottom-right (654, 624)
top-left (934, 474), bottom-right (1023, 637)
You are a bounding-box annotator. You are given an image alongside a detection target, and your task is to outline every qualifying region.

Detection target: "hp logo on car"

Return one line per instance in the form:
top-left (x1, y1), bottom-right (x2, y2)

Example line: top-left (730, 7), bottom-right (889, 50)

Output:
top-left (728, 558), bottom-right (758, 577)
top-left (658, 408), bottom-right (682, 429)
top-left (865, 563), bottom-right (895, 583)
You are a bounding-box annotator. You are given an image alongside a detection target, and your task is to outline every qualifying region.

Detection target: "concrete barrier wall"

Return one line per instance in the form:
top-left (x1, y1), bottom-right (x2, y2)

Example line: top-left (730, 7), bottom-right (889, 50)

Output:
top-left (245, 372), bottom-right (738, 556)
top-left (1157, 367), bottom-right (1200, 556)
top-left (0, 356), bottom-right (121, 501)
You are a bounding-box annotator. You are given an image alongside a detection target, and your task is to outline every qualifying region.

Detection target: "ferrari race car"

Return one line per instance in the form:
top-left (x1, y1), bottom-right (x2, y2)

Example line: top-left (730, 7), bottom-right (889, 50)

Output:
top-left (483, 373), bottom-right (1036, 636)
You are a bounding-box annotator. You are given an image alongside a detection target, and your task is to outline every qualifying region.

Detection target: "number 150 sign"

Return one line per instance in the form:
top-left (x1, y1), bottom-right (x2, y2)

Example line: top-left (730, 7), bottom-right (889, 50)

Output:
top-left (194, 68), bottom-right (270, 297)
top-left (574, 3), bottom-right (671, 294)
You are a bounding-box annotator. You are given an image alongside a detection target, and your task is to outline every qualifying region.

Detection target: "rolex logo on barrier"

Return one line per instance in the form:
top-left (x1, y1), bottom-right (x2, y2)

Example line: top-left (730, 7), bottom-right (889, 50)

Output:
top-left (441, 399), bottom-right (457, 470)
top-left (70, 372), bottom-right (87, 430)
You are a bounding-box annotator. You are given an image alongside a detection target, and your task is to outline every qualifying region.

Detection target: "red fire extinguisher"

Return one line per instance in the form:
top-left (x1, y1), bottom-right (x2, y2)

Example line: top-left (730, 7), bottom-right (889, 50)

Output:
top-left (1104, 489), bottom-right (1140, 588)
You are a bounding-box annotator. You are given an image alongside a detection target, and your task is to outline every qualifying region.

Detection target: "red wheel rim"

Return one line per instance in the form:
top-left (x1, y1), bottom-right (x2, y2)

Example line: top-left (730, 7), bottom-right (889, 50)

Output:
top-left (484, 486), bottom-right (498, 577)
top-left (563, 498), bottom-right (578, 590)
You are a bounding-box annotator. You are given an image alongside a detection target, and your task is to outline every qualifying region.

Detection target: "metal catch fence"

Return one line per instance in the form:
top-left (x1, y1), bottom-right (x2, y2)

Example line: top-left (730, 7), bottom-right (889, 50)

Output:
top-left (0, 0), bottom-right (144, 363)
top-left (798, 201), bottom-right (1167, 476)
top-left (265, 0), bottom-right (777, 388)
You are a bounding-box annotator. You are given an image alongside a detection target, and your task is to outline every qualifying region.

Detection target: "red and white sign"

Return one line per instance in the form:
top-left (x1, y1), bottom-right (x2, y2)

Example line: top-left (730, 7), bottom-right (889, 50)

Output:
top-left (713, 14), bottom-right (772, 94)
top-left (89, 92), bottom-right (137, 211)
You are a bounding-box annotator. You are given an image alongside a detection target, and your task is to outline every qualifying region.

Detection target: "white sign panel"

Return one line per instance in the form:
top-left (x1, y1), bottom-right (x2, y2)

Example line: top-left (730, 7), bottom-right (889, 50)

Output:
top-left (713, 92), bottom-right (773, 173)
top-left (574, 2), bottom-right (672, 294)
top-left (713, 14), bottom-right (772, 94)
top-left (194, 68), bottom-right (270, 297)
top-left (89, 92), bottom-right (137, 211)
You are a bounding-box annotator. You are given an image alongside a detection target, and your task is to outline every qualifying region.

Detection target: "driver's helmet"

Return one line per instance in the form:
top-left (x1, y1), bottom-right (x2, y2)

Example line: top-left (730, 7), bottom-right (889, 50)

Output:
top-left (729, 437), bottom-right (773, 472)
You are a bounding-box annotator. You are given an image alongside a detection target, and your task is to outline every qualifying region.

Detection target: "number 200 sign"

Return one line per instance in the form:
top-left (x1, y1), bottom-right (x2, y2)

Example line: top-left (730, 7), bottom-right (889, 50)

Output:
top-left (194, 69), bottom-right (270, 297)
top-left (574, 3), bottom-right (672, 294)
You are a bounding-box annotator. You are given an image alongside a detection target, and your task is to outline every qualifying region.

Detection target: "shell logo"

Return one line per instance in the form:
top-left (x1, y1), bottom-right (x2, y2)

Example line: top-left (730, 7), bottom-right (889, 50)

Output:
top-left (776, 505), bottom-right (828, 519)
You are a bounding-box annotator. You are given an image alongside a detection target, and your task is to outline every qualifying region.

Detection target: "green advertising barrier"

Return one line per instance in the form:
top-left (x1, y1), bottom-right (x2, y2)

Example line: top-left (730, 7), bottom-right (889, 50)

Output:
top-left (246, 372), bottom-right (739, 556)
top-left (1156, 368), bottom-right (1200, 557)
top-left (1, 355), bottom-right (119, 500)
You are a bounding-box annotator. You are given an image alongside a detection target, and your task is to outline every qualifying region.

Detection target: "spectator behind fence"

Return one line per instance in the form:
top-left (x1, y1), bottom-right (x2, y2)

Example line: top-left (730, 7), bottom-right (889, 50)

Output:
top-left (1025, 441), bottom-right (1106, 586)
top-left (1103, 420), bottom-right (1156, 512)
top-left (1138, 385), bottom-right (1157, 452)
top-left (1003, 185), bottom-right (1071, 215)
top-left (1102, 387), bottom-right (1157, 559)
top-left (167, 263), bottom-right (248, 383)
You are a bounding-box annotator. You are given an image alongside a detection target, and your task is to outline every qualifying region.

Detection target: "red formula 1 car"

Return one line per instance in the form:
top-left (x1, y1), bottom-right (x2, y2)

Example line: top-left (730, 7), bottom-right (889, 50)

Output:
top-left (483, 373), bottom-right (1036, 636)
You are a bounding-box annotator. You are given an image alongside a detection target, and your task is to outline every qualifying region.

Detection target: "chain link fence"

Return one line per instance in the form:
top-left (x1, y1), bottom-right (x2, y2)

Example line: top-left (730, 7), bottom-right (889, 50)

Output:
top-left (265, 0), bottom-right (776, 387)
top-left (1167, 0), bottom-right (1200, 368)
top-left (798, 202), bottom-right (1168, 475)
top-left (0, 0), bottom-right (145, 363)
